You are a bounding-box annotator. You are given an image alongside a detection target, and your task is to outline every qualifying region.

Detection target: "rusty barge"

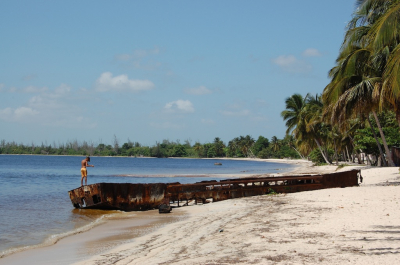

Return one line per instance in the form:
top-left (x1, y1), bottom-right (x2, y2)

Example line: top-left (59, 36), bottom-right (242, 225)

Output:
top-left (68, 169), bottom-right (361, 212)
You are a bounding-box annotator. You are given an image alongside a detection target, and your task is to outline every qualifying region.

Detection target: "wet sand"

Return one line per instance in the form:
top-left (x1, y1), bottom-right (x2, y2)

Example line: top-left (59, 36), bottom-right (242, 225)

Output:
top-left (0, 210), bottom-right (182, 265)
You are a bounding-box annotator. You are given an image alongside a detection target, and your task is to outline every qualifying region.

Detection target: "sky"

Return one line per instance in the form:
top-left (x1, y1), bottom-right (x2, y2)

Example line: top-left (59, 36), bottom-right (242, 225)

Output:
top-left (0, 0), bottom-right (356, 146)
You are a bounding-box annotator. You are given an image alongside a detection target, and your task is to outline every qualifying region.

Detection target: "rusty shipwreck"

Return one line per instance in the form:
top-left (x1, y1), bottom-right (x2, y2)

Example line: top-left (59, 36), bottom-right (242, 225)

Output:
top-left (68, 169), bottom-right (361, 212)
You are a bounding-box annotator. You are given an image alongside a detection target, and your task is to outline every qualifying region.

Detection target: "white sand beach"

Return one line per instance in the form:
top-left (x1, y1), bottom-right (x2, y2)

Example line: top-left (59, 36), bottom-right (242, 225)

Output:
top-left (2, 160), bottom-right (399, 265)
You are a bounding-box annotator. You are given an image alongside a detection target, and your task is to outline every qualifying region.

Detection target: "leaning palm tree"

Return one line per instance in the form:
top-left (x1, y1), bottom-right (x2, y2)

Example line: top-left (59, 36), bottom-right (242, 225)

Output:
top-left (285, 134), bottom-right (304, 159)
top-left (303, 94), bottom-right (332, 164)
top-left (322, 3), bottom-right (395, 166)
top-left (281, 93), bottom-right (309, 135)
top-left (281, 93), bottom-right (331, 163)
top-left (346, 0), bottom-right (400, 127)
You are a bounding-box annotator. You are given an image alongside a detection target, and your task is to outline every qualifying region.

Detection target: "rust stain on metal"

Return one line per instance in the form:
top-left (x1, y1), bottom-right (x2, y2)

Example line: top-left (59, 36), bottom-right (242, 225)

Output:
top-left (68, 169), bottom-right (361, 211)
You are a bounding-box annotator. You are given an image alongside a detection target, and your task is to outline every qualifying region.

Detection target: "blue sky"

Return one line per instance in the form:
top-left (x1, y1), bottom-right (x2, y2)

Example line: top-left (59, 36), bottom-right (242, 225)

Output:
top-left (0, 0), bottom-right (355, 146)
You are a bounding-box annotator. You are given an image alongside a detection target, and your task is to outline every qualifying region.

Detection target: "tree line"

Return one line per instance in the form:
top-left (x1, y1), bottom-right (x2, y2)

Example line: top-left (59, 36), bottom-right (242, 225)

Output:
top-left (281, 0), bottom-right (400, 166)
top-left (0, 135), bottom-right (300, 159)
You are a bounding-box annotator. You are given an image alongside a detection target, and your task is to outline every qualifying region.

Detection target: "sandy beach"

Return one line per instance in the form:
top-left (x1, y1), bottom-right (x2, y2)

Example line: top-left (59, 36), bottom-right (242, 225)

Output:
top-left (2, 159), bottom-right (399, 264)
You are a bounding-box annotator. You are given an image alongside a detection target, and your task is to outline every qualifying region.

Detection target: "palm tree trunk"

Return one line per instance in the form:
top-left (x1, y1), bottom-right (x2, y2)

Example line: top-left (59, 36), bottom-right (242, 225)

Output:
top-left (333, 140), bottom-right (339, 165)
top-left (396, 106), bottom-right (400, 128)
top-left (364, 152), bottom-right (372, 165)
top-left (291, 146), bottom-right (304, 159)
top-left (372, 111), bottom-right (395, 167)
top-left (314, 138), bottom-right (331, 164)
top-left (346, 146), bottom-right (351, 163)
top-left (367, 116), bottom-right (387, 167)
top-left (323, 146), bottom-right (331, 163)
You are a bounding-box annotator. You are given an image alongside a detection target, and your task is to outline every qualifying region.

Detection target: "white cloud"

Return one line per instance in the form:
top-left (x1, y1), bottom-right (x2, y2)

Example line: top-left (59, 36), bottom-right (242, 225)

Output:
top-left (54, 83), bottom-right (71, 96)
top-left (273, 55), bottom-right (297, 67)
top-left (272, 55), bottom-right (312, 73)
top-left (0, 83), bottom-right (4, 91)
top-left (221, 109), bottom-right (251, 117)
top-left (184, 86), bottom-right (212, 95)
top-left (95, 72), bottom-right (154, 92)
top-left (0, 83), bottom-right (96, 128)
top-left (302, 48), bottom-right (322, 57)
top-left (0, 107), bottom-right (39, 122)
top-left (164, 100), bottom-right (195, 113)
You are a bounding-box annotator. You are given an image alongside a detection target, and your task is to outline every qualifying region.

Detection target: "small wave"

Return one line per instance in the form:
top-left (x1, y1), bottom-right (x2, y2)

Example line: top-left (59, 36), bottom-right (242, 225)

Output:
top-left (0, 212), bottom-right (122, 259)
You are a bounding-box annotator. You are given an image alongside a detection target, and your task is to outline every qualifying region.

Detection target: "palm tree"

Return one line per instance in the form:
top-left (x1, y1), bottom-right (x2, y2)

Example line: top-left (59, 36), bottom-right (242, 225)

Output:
top-left (285, 134), bottom-right (304, 159)
top-left (348, 0), bottom-right (400, 128)
top-left (281, 93), bottom-right (309, 135)
top-left (213, 137), bottom-right (225, 157)
top-left (227, 137), bottom-right (240, 157)
top-left (303, 94), bottom-right (332, 164)
top-left (270, 136), bottom-right (281, 152)
top-left (281, 93), bottom-right (332, 164)
top-left (322, 1), bottom-right (396, 166)
top-left (193, 142), bottom-right (203, 157)
top-left (238, 135), bottom-right (255, 157)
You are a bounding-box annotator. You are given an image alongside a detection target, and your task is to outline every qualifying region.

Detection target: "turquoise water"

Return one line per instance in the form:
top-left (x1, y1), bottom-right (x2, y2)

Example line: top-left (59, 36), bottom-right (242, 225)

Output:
top-left (0, 155), bottom-right (295, 257)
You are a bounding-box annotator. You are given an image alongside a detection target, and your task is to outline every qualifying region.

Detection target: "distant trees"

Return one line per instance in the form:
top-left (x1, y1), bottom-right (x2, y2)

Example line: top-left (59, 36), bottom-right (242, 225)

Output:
top-left (0, 134), bottom-right (301, 160)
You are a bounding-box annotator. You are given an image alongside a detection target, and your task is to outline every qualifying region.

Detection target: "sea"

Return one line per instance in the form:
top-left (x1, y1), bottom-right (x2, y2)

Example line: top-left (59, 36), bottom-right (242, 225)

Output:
top-left (0, 155), bottom-right (295, 257)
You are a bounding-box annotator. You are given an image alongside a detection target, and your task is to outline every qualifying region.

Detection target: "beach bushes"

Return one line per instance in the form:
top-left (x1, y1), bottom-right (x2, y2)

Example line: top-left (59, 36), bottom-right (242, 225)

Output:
top-left (309, 148), bottom-right (334, 164)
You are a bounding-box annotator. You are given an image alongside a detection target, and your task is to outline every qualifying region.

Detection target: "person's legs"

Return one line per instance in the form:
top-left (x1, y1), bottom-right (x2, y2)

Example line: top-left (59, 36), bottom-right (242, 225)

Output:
top-left (81, 168), bottom-right (87, 186)
top-left (81, 176), bottom-right (86, 186)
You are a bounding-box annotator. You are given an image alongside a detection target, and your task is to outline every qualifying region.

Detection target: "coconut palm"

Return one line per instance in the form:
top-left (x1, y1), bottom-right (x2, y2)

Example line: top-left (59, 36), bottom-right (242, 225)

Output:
top-left (270, 136), bottom-right (281, 153)
top-left (213, 137), bottom-right (225, 157)
top-left (344, 0), bottom-right (400, 126)
top-left (281, 93), bottom-right (309, 135)
top-left (285, 134), bottom-right (304, 159)
top-left (193, 142), bottom-right (203, 157)
top-left (238, 135), bottom-right (255, 157)
top-left (322, 1), bottom-right (396, 166)
top-left (303, 94), bottom-right (332, 164)
top-left (281, 93), bottom-right (332, 163)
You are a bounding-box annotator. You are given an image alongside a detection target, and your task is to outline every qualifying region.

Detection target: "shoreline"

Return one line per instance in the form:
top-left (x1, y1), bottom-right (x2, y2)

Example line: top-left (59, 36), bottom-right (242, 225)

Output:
top-left (0, 210), bottom-right (184, 265)
top-left (2, 160), bottom-right (398, 264)
top-left (73, 164), bottom-right (399, 265)
top-left (0, 158), bottom-right (300, 262)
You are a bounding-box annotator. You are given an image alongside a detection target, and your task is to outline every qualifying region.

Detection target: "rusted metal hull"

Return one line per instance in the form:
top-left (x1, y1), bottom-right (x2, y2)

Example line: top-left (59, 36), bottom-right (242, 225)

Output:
top-left (68, 170), bottom-right (361, 211)
top-left (68, 183), bottom-right (168, 211)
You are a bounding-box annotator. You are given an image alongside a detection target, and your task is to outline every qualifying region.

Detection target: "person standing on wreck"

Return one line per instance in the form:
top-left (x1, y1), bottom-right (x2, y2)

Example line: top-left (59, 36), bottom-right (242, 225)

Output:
top-left (81, 156), bottom-right (94, 186)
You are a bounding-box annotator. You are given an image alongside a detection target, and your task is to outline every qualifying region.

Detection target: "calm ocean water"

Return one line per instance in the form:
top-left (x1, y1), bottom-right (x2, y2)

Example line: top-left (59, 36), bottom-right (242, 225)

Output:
top-left (0, 155), bottom-right (295, 257)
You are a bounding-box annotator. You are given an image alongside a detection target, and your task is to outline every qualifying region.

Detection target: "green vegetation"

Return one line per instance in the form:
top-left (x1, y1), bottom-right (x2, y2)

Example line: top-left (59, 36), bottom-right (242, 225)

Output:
top-left (0, 135), bottom-right (300, 159)
top-left (281, 1), bottom-right (400, 167)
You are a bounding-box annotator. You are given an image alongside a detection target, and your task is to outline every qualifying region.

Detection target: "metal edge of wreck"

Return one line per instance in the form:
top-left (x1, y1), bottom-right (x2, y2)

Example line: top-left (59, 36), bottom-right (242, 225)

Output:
top-left (68, 169), bottom-right (362, 212)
